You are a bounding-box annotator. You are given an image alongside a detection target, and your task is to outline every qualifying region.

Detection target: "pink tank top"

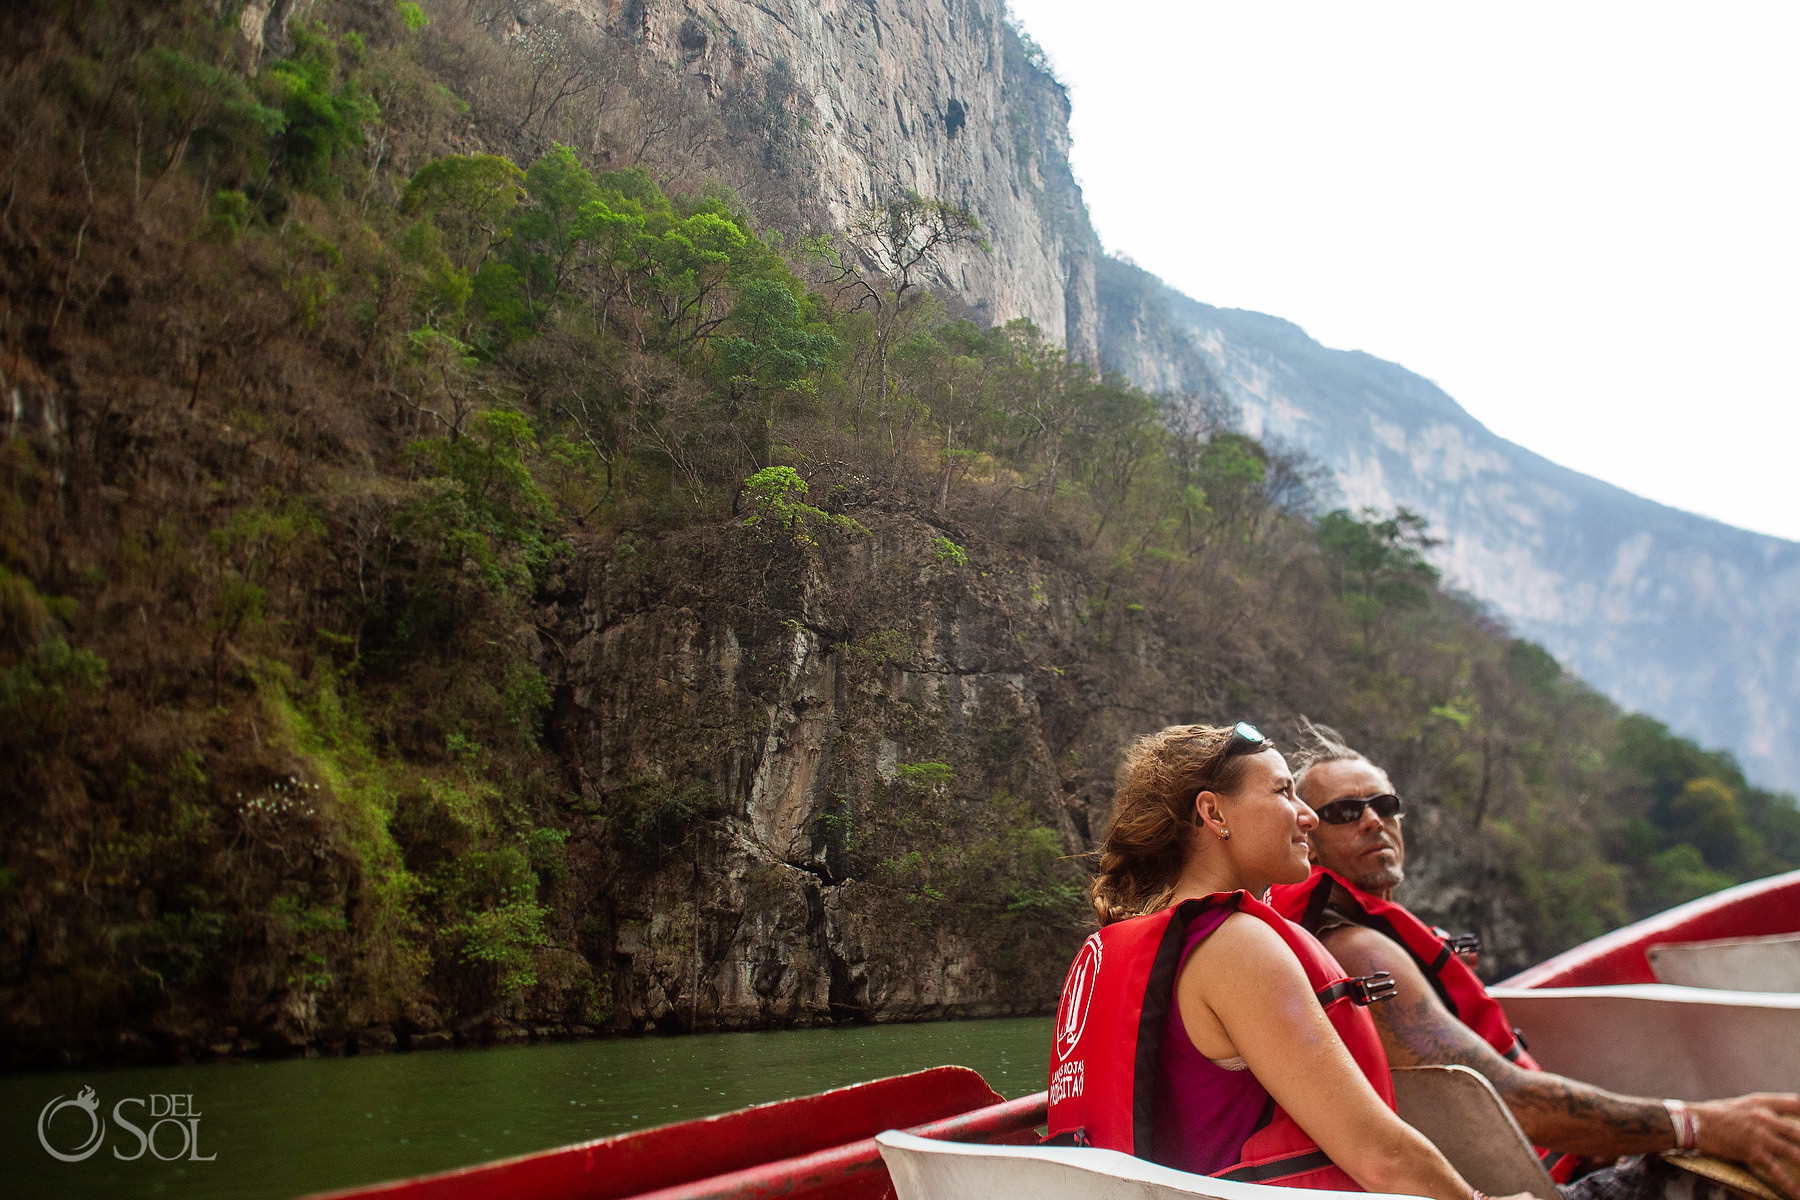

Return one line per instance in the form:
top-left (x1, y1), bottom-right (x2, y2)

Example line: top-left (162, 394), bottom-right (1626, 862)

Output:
top-left (1149, 906), bottom-right (1274, 1174)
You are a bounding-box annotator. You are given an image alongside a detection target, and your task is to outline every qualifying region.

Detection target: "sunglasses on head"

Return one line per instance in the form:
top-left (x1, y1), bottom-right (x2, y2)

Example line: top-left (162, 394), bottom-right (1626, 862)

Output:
top-left (1221, 721), bottom-right (1273, 759)
top-left (1191, 723), bottom-right (1276, 826)
top-left (1314, 793), bottom-right (1404, 825)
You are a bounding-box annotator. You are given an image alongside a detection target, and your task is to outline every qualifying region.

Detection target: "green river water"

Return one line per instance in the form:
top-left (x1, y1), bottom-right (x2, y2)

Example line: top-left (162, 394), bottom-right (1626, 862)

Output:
top-left (2, 1017), bottom-right (1052, 1200)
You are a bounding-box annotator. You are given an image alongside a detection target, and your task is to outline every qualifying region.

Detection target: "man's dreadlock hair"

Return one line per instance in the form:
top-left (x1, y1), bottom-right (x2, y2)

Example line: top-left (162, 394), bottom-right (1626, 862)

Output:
top-left (1290, 717), bottom-right (1371, 800)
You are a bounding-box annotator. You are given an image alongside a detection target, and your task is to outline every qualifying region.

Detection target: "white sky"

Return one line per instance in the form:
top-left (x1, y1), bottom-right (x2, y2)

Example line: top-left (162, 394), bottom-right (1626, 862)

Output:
top-left (1004, 1), bottom-right (1800, 542)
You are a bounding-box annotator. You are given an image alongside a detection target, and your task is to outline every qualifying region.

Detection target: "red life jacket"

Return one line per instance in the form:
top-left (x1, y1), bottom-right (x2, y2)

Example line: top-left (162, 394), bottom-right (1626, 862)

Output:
top-left (1268, 867), bottom-right (1538, 1068)
top-left (1046, 891), bottom-right (1395, 1190)
top-left (1268, 867), bottom-right (1582, 1183)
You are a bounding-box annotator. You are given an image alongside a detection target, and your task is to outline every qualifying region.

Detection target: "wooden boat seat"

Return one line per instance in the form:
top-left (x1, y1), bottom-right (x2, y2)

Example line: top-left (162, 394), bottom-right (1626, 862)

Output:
top-left (875, 1129), bottom-right (1400, 1200)
top-left (1391, 1066), bottom-right (1556, 1197)
top-left (1648, 932), bottom-right (1800, 993)
top-left (1490, 983), bottom-right (1800, 1099)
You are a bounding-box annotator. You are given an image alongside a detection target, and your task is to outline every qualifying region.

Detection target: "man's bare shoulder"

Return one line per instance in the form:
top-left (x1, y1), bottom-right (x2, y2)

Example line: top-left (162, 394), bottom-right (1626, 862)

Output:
top-left (1315, 918), bottom-right (1409, 978)
top-left (1311, 907), bottom-right (1506, 1072)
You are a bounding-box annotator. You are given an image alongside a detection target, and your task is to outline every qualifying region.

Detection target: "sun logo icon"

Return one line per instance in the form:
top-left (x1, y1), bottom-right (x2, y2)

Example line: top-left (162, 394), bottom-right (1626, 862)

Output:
top-left (38, 1084), bottom-right (107, 1162)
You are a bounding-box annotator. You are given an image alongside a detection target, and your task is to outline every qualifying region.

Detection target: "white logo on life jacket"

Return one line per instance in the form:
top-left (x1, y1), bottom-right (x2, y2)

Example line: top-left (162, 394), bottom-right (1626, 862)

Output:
top-left (1050, 1058), bottom-right (1085, 1104)
top-left (1054, 933), bottom-right (1102, 1062)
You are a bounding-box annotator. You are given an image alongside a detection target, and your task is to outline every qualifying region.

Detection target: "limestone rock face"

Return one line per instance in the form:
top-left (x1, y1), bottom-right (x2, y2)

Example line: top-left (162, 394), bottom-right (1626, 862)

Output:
top-left (542, 504), bottom-right (1534, 1032)
top-left (508, 2), bottom-right (1562, 1031)
top-left (549, 511), bottom-right (1110, 1030)
top-left (576, 0), bottom-right (1103, 358)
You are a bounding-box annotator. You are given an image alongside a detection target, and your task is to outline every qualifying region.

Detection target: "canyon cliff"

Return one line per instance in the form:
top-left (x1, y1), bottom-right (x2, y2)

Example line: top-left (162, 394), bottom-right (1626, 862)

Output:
top-left (5, 0), bottom-right (1789, 1066)
top-left (596, 0), bottom-right (1104, 358)
top-left (1137, 280), bottom-right (1800, 796)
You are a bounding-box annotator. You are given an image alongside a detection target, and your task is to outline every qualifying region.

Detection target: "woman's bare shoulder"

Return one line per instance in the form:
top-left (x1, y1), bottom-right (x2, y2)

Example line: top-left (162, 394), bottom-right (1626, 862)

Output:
top-left (1206, 908), bottom-right (1285, 946)
top-left (1192, 911), bottom-right (1310, 984)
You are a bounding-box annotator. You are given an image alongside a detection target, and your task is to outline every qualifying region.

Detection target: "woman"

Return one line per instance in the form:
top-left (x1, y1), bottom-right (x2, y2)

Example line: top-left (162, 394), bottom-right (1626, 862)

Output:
top-left (1046, 722), bottom-right (1536, 1200)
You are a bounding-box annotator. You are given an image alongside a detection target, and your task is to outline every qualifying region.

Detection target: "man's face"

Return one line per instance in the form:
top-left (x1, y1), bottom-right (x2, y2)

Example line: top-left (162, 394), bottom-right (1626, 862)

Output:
top-left (1299, 758), bottom-right (1406, 896)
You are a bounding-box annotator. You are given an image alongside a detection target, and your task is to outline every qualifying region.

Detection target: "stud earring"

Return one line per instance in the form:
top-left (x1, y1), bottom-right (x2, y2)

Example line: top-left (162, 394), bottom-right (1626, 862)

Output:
top-left (1219, 827), bottom-right (1231, 841)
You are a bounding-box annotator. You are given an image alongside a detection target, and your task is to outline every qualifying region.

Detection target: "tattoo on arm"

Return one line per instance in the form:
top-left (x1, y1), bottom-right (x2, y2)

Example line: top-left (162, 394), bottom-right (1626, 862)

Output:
top-left (1372, 988), bottom-right (1671, 1155)
top-left (1371, 988), bottom-right (1513, 1076)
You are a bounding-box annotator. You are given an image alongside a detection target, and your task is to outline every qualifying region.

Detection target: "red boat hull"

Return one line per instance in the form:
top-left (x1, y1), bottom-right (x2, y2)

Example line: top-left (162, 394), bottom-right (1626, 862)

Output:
top-left (1501, 868), bottom-right (1800, 989)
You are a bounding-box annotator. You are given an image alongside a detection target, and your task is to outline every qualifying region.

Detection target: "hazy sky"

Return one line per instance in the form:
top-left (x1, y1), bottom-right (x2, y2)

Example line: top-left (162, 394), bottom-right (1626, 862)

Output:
top-left (1003, 1), bottom-right (1800, 542)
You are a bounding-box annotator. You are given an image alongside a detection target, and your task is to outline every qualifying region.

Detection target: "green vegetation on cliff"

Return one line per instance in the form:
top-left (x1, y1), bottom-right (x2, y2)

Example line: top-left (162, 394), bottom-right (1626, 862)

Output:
top-left (1, 0), bottom-right (1795, 1064)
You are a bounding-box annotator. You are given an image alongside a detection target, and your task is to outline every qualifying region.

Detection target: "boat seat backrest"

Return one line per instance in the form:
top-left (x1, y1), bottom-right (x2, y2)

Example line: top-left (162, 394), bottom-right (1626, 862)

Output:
top-left (875, 1129), bottom-right (1399, 1200)
top-left (1649, 933), bottom-right (1800, 994)
top-left (1490, 983), bottom-right (1800, 1099)
top-left (1391, 1065), bottom-right (1557, 1198)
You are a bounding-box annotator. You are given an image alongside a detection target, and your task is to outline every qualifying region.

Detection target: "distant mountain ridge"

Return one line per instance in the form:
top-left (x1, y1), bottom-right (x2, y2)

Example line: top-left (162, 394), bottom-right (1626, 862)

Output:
top-left (1136, 278), bottom-right (1800, 794)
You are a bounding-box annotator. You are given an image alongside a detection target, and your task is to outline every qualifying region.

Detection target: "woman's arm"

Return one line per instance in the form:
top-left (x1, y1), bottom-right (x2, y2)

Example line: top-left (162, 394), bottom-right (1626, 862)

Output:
top-left (1179, 913), bottom-right (1498, 1200)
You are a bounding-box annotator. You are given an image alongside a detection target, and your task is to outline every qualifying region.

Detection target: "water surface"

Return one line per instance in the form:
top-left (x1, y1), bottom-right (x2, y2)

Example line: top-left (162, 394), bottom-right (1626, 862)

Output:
top-left (2, 1017), bottom-right (1052, 1200)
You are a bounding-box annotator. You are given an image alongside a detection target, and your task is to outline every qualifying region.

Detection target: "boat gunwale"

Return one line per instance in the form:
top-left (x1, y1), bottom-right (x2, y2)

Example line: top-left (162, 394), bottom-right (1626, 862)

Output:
top-left (1499, 869), bottom-right (1800, 990)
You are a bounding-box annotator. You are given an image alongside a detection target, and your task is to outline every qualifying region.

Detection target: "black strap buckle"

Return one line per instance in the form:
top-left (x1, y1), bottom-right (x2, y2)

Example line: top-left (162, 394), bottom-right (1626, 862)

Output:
top-left (1348, 971), bottom-right (1397, 1005)
top-left (1317, 971), bottom-right (1397, 1007)
top-left (1432, 926), bottom-right (1481, 957)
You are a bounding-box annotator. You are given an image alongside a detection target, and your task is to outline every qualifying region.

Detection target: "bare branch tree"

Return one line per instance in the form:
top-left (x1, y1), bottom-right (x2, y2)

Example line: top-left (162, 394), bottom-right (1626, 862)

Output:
top-left (819, 190), bottom-right (988, 420)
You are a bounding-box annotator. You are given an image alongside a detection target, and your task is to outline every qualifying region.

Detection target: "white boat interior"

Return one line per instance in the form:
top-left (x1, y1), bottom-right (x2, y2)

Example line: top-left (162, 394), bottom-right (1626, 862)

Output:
top-left (875, 1130), bottom-right (1417, 1200)
top-left (1648, 933), bottom-right (1800, 994)
top-left (1491, 984), bottom-right (1800, 1099)
top-left (877, 1065), bottom-right (1551, 1200)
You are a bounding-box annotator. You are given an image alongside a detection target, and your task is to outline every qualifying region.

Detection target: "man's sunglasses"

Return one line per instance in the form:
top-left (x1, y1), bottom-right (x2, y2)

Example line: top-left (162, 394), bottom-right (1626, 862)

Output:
top-left (1314, 793), bottom-right (1405, 825)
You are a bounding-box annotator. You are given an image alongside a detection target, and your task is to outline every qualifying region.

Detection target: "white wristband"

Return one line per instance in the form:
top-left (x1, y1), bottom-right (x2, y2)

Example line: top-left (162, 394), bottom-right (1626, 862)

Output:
top-left (1664, 1098), bottom-right (1698, 1151)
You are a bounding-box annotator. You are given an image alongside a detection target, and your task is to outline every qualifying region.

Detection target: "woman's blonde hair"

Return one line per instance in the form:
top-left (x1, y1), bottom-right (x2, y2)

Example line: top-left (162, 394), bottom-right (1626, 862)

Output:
top-left (1090, 724), bottom-right (1264, 926)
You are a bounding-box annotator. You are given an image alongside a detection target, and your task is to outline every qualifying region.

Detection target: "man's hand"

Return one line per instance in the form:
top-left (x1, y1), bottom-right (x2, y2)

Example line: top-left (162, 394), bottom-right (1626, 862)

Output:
top-left (1693, 1094), bottom-right (1800, 1200)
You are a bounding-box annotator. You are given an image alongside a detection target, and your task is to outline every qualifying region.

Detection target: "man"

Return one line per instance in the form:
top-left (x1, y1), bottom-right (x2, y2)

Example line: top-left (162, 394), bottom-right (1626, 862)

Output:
top-left (1268, 723), bottom-right (1800, 1200)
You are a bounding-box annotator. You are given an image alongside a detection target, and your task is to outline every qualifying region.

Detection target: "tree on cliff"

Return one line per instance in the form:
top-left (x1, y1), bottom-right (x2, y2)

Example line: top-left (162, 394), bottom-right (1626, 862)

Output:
top-left (819, 191), bottom-right (988, 424)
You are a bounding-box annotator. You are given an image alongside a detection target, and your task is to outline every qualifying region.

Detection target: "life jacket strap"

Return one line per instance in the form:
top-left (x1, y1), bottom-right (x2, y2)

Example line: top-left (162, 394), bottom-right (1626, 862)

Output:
top-left (1219, 1149), bottom-right (1337, 1183)
top-left (1040, 1127), bottom-right (1091, 1148)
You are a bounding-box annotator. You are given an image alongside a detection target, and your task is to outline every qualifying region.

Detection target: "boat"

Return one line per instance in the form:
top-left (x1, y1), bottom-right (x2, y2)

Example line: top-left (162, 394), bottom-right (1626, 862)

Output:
top-left (306, 868), bottom-right (1800, 1200)
top-left (1490, 869), bottom-right (1800, 1103)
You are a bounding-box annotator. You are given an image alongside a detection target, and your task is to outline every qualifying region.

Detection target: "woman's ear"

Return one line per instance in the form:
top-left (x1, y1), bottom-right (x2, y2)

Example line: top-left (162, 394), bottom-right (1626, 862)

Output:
top-left (1194, 790), bottom-right (1229, 841)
